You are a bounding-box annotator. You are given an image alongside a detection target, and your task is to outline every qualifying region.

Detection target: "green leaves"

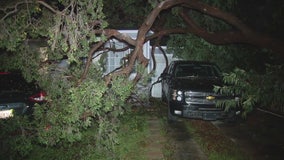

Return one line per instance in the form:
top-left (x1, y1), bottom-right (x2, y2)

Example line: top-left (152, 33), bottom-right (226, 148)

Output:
top-left (0, 116), bottom-right (35, 159)
top-left (0, 0), bottom-right (135, 157)
top-left (214, 68), bottom-right (256, 117)
top-left (215, 65), bottom-right (284, 117)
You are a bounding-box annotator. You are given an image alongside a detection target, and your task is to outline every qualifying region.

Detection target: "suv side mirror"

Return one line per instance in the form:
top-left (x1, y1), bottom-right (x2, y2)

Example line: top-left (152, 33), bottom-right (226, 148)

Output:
top-left (160, 72), bottom-right (167, 78)
top-left (160, 72), bottom-right (171, 79)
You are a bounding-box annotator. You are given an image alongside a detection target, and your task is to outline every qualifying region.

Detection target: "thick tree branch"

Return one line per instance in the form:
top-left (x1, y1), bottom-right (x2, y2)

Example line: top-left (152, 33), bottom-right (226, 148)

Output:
top-left (180, 0), bottom-right (284, 55)
top-left (117, 0), bottom-right (189, 77)
top-left (93, 29), bottom-right (136, 46)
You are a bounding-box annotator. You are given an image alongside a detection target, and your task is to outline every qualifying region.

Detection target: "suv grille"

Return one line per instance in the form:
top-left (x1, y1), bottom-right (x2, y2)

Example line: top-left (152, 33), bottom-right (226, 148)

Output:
top-left (184, 91), bottom-right (219, 105)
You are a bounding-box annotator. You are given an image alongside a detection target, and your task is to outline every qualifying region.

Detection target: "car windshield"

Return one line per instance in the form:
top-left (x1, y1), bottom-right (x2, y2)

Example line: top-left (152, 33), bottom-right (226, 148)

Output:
top-left (174, 64), bottom-right (221, 78)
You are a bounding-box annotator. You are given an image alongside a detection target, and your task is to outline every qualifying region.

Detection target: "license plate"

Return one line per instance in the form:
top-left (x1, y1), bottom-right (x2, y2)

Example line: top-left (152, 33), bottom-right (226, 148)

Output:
top-left (0, 109), bottom-right (14, 119)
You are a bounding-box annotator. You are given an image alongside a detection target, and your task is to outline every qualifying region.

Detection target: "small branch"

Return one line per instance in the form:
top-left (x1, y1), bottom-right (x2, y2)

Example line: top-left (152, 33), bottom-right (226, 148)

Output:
top-left (93, 29), bottom-right (136, 46)
top-left (78, 41), bottom-right (106, 85)
top-left (1, 0), bottom-right (61, 21)
top-left (37, 0), bottom-right (60, 14)
top-left (159, 46), bottom-right (169, 68)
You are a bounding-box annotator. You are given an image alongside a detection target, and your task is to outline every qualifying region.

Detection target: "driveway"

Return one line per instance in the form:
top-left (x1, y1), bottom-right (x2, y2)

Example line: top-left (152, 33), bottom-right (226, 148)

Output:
top-left (165, 121), bottom-right (208, 160)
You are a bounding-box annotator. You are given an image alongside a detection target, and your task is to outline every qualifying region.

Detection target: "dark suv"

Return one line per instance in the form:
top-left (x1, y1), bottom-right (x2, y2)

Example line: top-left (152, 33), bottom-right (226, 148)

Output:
top-left (0, 72), bottom-right (46, 119)
top-left (160, 61), bottom-right (239, 121)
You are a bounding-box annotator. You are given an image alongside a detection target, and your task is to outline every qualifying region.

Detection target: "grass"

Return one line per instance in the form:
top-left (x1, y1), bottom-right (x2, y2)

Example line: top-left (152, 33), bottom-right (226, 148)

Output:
top-left (0, 108), bottom-right (150, 160)
top-left (1, 98), bottom-right (256, 160)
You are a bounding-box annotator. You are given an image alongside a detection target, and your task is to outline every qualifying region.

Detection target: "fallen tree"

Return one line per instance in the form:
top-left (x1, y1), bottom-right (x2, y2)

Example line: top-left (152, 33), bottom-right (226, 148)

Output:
top-left (0, 0), bottom-right (283, 157)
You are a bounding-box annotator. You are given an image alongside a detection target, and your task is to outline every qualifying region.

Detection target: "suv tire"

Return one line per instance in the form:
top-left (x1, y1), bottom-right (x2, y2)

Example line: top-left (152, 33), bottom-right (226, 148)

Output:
top-left (167, 105), bottom-right (178, 123)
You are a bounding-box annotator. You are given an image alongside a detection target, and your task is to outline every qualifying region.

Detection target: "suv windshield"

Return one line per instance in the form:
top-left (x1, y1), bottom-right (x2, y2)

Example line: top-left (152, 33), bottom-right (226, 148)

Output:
top-left (174, 64), bottom-right (221, 78)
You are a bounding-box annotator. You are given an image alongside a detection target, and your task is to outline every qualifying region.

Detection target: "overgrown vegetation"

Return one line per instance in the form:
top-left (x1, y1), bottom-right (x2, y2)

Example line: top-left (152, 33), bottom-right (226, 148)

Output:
top-left (0, 0), bottom-right (138, 158)
top-left (1, 0), bottom-right (284, 159)
top-left (0, 108), bottom-right (149, 160)
top-left (215, 66), bottom-right (284, 117)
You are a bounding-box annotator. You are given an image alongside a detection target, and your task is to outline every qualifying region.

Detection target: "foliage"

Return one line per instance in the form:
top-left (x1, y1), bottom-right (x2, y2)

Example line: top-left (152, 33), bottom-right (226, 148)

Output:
top-left (255, 65), bottom-right (284, 112)
top-left (33, 67), bottom-right (134, 149)
top-left (215, 65), bottom-right (284, 117)
top-left (167, 34), bottom-right (238, 70)
top-left (113, 111), bottom-right (148, 160)
top-left (1, 109), bottom-right (148, 160)
top-left (214, 68), bottom-right (257, 117)
top-left (103, 0), bottom-right (151, 28)
top-left (201, 0), bottom-right (237, 12)
top-left (0, 116), bottom-right (35, 159)
top-left (0, 0), bottom-right (136, 158)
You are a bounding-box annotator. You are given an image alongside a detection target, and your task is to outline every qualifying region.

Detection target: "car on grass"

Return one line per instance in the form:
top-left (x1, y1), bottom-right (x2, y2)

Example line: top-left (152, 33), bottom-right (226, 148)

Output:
top-left (0, 72), bottom-right (46, 119)
top-left (160, 60), bottom-right (240, 122)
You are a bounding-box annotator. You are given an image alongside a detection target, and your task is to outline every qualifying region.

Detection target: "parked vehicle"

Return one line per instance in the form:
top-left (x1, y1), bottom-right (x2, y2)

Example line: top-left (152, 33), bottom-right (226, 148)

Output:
top-left (160, 60), bottom-right (240, 121)
top-left (0, 72), bottom-right (46, 119)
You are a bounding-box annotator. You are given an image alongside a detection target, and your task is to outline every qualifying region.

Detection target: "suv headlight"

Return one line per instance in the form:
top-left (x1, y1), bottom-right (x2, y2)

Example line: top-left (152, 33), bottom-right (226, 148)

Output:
top-left (172, 90), bottom-right (183, 101)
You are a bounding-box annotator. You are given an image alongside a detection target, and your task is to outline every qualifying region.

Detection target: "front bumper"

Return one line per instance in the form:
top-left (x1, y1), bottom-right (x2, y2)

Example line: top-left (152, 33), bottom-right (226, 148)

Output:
top-left (183, 107), bottom-right (228, 120)
top-left (0, 102), bottom-right (30, 119)
top-left (169, 102), bottom-right (237, 121)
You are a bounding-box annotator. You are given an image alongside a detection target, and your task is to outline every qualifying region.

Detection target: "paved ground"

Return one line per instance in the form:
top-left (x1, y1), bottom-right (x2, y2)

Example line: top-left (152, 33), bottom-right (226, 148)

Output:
top-left (165, 121), bottom-right (208, 160)
top-left (145, 116), bottom-right (208, 160)
top-left (145, 117), bottom-right (166, 160)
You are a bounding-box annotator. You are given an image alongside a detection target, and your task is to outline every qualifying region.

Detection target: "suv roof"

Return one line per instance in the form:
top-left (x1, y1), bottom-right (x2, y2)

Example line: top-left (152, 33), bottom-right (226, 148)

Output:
top-left (171, 60), bottom-right (216, 65)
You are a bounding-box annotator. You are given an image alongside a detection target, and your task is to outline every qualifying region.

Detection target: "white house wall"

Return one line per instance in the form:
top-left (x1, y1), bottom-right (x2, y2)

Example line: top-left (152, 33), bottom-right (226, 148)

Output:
top-left (104, 30), bottom-right (151, 77)
top-left (150, 46), bottom-right (174, 98)
top-left (103, 30), bottom-right (173, 98)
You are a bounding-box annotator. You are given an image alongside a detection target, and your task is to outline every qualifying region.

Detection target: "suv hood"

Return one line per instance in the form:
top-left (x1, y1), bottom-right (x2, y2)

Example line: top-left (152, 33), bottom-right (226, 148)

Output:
top-left (173, 77), bottom-right (223, 92)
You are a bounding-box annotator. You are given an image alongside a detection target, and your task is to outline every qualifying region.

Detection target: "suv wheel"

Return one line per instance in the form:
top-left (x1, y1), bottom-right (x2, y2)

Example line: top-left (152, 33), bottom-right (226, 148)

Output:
top-left (167, 105), bottom-right (178, 123)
